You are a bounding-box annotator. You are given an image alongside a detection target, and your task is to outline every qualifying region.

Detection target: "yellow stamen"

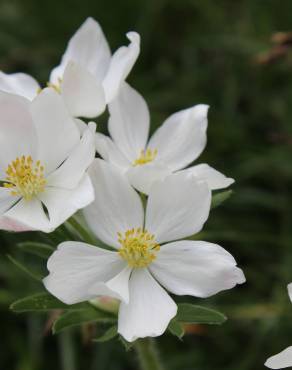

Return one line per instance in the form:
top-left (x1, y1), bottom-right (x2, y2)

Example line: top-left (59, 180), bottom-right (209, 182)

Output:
top-left (133, 148), bottom-right (158, 166)
top-left (3, 156), bottom-right (46, 200)
top-left (46, 77), bottom-right (63, 94)
top-left (118, 228), bottom-right (160, 268)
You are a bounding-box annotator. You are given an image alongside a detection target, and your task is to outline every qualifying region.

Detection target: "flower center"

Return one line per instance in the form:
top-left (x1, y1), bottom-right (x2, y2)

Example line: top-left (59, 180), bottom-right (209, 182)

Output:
top-left (133, 148), bottom-right (158, 166)
top-left (46, 78), bottom-right (63, 94)
top-left (118, 228), bottom-right (160, 268)
top-left (3, 156), bottom-right (46, 200)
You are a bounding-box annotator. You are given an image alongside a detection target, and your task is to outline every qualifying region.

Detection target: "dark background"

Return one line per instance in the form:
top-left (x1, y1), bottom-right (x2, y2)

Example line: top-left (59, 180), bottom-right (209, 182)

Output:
top-left (1, 0), bottom-right (292, 369)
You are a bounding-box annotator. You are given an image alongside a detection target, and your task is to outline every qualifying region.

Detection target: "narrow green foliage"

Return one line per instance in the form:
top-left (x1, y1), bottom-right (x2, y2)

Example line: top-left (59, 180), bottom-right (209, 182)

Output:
top-left (10, 292), bottom-right (88, 312)
top-left (17, 242), bottom-right (55, 259)
top-left (7, 254), bottom-right (43, 281)
top-left (53, 306), bottom-right (117, 334)
top-left (175, 303), bottom-right (227, 325)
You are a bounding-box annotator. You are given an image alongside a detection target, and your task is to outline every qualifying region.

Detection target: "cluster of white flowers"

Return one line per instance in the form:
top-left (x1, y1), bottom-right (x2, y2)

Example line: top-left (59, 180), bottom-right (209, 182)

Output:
top-left (0, 18), bottom-right (245, 342)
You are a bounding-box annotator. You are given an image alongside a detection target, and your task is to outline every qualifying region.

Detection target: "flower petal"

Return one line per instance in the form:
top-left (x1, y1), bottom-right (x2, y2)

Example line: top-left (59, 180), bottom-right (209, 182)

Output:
top-left (148, 104), bottom-right (209, 171)
top-left (47, 123), bottom-right (96, 189)
top-left (95, 132), bottom-right (130, 171)
top-left (50, 17), bottom-right (111, 84)
top-left (0, 215), bottom-right (32, 232)
top-left (145, 173), bottom-right (211, 243)
top-left (108, 83), bottom-right (149, 162)
top-left (287, 283), bottom-right (292, 303)
top-left (150, 240), bottom-right (245, 298)
top-left (4, 197), bottom-right (50, 232)
top-left (126, 162), bottom-right (172, 194)
top-left (97, 265), bottom-right (132, 304)
top-left (118, 268), bottom-right (177, 342)
top-left (74, 118), bottom-right (88, 134)
top-left (265, 347), bottom-right (292, 369)
top-left (0, 188), bottom-right (19, 214)
top-left (43, 241), bottom-right (124, 304)
top-left (0, 92), bottom-right (37, 178)
top-left (61, 62), bottom-right (106, 118)
top-left (103, 32), bottom-right (140, 103)
top-left (30, 88), bottom-right (80, 174)
top-left (0, 72), bottom-right (40, 100)
top-left (83, 159), bottom-right (144, 248)
top-left (39, 174), bottom-right (94, 231)
top-left (180, 163), bottom-right (234, 190)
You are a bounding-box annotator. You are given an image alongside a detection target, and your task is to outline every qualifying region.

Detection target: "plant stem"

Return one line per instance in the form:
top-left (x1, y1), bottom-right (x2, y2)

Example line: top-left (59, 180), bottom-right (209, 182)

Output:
top-left (58, 331), bottom-right (76, 370)
top-left (66, 216), bottom-right (96, 245)
top-left (134, 338), bottom-right (165, 370)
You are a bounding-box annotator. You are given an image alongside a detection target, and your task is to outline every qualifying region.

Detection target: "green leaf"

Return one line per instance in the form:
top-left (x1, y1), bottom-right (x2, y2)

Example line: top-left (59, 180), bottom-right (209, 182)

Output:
top-left (17, 242), bottom-right (55, 259)
top-left (211, 190), bottom-right (233, 209)
top-left (53, 306), bottom-right (116, 334)
top-left (7, 254), bottom-right (43, 281)
top-left (93, 325), bottom-right (118, 342)
top-left (168, 320), bottom-right (185, 339)
top-left (10, 292), bottom-right (88, 312)
top-left (176, 304), bottom-right (227, 325)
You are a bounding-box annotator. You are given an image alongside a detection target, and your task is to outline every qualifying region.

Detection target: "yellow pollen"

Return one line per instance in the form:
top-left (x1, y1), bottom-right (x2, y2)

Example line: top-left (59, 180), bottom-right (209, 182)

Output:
top-left (133, 148), bottom-right (158, 166)
top-left (118, 228), bottom-right (160, 268)
top-left (3, 156), bottom-right (46, 200)
top-left (37, 78), bottom-right (63, 94)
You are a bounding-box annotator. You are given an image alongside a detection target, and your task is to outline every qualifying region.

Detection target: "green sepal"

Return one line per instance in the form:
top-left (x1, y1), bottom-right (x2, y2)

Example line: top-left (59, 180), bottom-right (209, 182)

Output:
top-left (168, 320), bottom-right (185, 339)
top-left (93, 325), bottom-right (118, 342)
top-left (211, 190), bottom-right (233, 209)
top-left (119, 336), bottom-right (134, 351)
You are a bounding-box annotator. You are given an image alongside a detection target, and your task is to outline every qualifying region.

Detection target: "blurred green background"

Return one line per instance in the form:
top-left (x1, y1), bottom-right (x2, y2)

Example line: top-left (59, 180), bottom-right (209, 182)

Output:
top-left (1, 0), bottom-right (292, 369)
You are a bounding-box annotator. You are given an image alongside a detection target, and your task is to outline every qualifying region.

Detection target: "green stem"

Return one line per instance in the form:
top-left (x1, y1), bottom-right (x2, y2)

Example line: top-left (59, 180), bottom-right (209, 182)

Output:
top-left (66, 217), bottom-right (96, 245)
top-left (58, 331), bottom-right (76, 370)
top-left (134, 338), bottom-right (165, 370)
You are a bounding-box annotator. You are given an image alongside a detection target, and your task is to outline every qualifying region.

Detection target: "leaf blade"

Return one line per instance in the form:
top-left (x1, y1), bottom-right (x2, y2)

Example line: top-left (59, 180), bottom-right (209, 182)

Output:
top-left (53, 306), bottom-right (117, 334)
top-left (10, 292), bottom-right (88, 312)
top-left (176, 304), bottom-right (227, 325)
top-left (17, 242), bottom-right (55, 259)
top-left (7, 254), bottom-right (43, 281)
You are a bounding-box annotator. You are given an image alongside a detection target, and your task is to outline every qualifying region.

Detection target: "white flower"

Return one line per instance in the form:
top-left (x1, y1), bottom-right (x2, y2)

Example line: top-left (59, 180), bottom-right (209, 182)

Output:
top-left (44, 159), bottom-right (245, 342)
top-left (0, 88), bottom-right (95, 232)
top-left (265, 284), bottom-right (292, 369)
top-left (95, 83), bottom-right (234, 194)
top-left (0, 18), bottom-right (140, 118)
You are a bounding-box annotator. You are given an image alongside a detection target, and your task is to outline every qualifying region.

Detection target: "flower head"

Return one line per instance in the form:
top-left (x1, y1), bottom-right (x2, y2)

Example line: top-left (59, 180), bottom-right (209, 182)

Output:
top-left (0, 18), bottom-right (140, 119)
top-left (96, 83), bottom-right (234, 194)
top-left (44, 159), bottom-right (245, 342)
top-left (265, 283), bottom-right (292, 369)
top-left (0, 88), bottom-right (95, 232)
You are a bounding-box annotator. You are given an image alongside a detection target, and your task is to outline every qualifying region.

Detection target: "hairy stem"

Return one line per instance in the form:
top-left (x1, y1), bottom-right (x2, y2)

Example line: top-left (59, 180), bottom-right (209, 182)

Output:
top-left (134, 338), bottom-right (165, 370)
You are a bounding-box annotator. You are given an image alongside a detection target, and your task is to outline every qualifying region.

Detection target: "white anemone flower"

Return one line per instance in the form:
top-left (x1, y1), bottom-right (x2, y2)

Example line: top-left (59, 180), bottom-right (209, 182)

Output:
top-left (44, 159), bottom-right (245, 342)
top-left (265, 284), bottom-right (292, 369)
top-left (95, 83), bottom-right (234, 194)
top-left (0, 88), bottom-right (95, 232)
top-left (0, 18), bottom-right (140, 119)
